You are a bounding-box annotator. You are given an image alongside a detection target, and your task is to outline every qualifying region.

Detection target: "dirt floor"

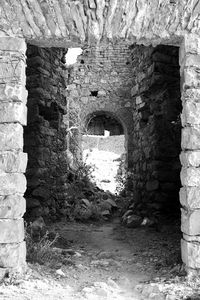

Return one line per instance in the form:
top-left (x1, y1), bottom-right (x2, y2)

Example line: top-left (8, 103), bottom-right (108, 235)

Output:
top-left (1, 217), bottom-right (197, 300)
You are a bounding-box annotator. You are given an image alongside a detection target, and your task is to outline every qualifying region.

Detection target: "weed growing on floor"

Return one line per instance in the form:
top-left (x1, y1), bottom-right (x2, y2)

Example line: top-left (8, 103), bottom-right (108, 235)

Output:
top-left (25, 223), bottom-right (59, 265)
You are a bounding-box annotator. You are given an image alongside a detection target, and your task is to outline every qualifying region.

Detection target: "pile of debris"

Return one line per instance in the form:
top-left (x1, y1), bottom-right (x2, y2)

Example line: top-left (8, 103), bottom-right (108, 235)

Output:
top-left (120, 194), bottom-right (162, 230)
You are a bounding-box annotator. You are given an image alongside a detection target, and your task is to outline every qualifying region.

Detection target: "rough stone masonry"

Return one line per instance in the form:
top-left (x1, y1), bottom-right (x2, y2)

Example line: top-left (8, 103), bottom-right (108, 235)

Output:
top-left (1, 0), bottom-right (200, 277)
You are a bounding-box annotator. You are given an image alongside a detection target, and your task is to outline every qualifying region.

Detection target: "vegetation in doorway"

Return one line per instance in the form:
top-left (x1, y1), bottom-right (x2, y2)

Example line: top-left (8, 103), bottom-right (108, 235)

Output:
top-left (61, 158), bottom-right (118, 222)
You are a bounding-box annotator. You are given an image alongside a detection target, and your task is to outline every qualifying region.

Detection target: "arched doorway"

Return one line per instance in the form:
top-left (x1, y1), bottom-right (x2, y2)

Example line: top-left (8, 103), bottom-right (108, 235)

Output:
top-left (82, 111), bottom-right (127, 194)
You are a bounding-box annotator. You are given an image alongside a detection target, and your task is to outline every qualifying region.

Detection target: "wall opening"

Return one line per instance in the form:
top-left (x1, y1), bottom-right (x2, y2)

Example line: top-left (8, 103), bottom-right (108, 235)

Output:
top-left (83, 111), bottom-right (126, 194)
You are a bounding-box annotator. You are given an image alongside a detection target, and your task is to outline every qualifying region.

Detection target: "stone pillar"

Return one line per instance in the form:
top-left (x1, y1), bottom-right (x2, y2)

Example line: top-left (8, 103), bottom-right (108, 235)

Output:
top-left (180, 34), bottom-right (200, 276)
top-left (0, 37), bottom-right (27, 277)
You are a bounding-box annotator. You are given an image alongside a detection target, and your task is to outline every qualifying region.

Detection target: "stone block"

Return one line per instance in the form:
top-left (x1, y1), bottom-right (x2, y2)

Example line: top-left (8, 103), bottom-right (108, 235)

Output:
top-left (180, 151), bottom-right (200, 167)
top-left (181, 88), bottom-right (200, 103)
top-left (181, 239), bottom-right (200, 269)
top-left (0, 242), bottom-right (26, 268)
top-left (0, 219), bottom-right (24, 243)
top-left (181, 126), bottom-right (200, 150)
top-left (0, 173), bottom-right (26, 195)
top-left (184, 54), bottom-right (200, 68)
top-left (0, 124), bottom-right (23, 151)
top-left (182, 101), bottom-right (200, 125)
top-left (0, 151), bottom-right (27, 173)
top-left (0, 58), bottom-right (26, 85)
top-left (183, 68), bottom-right (200, 89)
top-left (180, 187), bottom-right (200, 209)
top-left (179, 34), bottom-right (200, 66)
top-left (0, 84), bottom-right (28, 103)
top-left (181, 167), bottom-right (200, 186)
top-left (0, 194), bottom-right (26, 219)
top-left (0, 102), bottom-right (27, 125)
top-left (181, 208), bottom-right (200, 235)
top-left (0, 37), bottom-right (26, 53)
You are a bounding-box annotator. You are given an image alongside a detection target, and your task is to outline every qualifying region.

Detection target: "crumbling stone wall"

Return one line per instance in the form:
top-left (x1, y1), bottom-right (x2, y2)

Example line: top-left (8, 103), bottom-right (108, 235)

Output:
top-left (66, 41), bottom-right (150, 170)
top-left (131, 45), bottom-right (181, 215)
top-left (25, 45), bottom-right (69, 220)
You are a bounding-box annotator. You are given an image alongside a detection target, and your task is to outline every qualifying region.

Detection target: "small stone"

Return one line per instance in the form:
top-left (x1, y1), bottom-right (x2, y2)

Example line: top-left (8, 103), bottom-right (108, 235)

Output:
top-left (126, 214), bottom-right (142, 228)
top-left (56, 269), bottom-right (66, 277)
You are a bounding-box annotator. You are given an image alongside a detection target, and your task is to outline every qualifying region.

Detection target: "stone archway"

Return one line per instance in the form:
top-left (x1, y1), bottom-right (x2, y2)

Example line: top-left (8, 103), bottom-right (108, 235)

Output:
top-left (0, 1), bottom-right (200, 277)
top-left (82, 110), bottom-right (127, 193)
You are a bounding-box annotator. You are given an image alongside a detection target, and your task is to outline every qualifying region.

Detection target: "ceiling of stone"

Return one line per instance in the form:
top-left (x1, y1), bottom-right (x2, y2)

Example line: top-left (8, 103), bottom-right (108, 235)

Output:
top-left (0, 0), bottom-right (200, 47)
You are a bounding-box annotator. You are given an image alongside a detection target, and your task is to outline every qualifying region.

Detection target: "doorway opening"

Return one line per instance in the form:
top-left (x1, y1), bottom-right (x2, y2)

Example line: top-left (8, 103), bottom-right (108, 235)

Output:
top-left (82, 111), bottom-right (126, 194)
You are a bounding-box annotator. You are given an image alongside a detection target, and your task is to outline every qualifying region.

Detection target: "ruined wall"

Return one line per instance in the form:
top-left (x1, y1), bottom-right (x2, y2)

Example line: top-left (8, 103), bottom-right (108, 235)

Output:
top-left (131, 45), bottom-right (181, 216)
top-left (67, 41), bottom-right (181, 214)
top-left (66, 41), bottom-right (147, 169)
top-left (25, 45), bottom-right (69, 220)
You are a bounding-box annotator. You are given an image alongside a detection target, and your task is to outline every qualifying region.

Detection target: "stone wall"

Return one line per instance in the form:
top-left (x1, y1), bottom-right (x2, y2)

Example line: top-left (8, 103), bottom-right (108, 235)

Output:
top-left (66, 41), bottom-right (150, 170)
top-left (67, 42), bottom-right (181, 215)
top-left (25, 45), bottom-right (69, 220)
top-left (0, 37), bottom-right (27, 276)
top-left (2, 1), bottom-right (200, 48)
top-left (131, 45), bottom-right (181, 215)
top-left (180, 34), bottom-right (200, 275)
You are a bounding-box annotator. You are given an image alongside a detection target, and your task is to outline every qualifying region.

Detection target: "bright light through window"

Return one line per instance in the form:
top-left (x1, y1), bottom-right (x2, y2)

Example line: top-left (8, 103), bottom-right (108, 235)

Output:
top-left (65, 48), bottom-right (83, 66)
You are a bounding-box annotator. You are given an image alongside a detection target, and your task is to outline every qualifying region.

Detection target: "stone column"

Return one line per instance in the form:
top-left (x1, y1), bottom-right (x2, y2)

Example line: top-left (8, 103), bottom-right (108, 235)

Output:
top-left (0, 37), bottom-right (27, 277)
top-left (180, 34), bottom-right (200, 276)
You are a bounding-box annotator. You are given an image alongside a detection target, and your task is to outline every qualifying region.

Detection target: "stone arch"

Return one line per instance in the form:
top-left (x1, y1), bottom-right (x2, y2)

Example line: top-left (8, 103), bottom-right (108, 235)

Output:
top-left (82, 107), bottom-right (133, 169)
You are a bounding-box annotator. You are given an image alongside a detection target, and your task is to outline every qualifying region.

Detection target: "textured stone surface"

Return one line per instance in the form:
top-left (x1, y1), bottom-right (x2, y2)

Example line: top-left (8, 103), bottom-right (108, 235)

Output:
top-left (0, 84), bottom-right (28, 103)
top-left (0, 194), bottom-right (26, 219)
top-left (0, 242), bottom-right (26, 268)
top-left (181, 167), bottom-right (200, 186)
top-left (180, 187), bottom-right (200, 209)
top-left (182, 126), bottom-right (200, 150)
top-left (181, 208), bottom-right (200, 235)
top-left (1, 1), bottom-right (200, 47)
top-left (180, 151), bottom-right (200, 167)
top-left (0, 151), bottom-right (27, 173)
top-left (0, 124), bottom-right (23, 151)
top-left (182, 101), bottom-right (200, 125)
top-left (0, 102), bottom-right (27, 125)
top-left (0, 173), bottom-right (26, 195)
top-left (0, 219), bottom-right (24, 243)
top-left (181, 239), bottom-right (200, 269)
